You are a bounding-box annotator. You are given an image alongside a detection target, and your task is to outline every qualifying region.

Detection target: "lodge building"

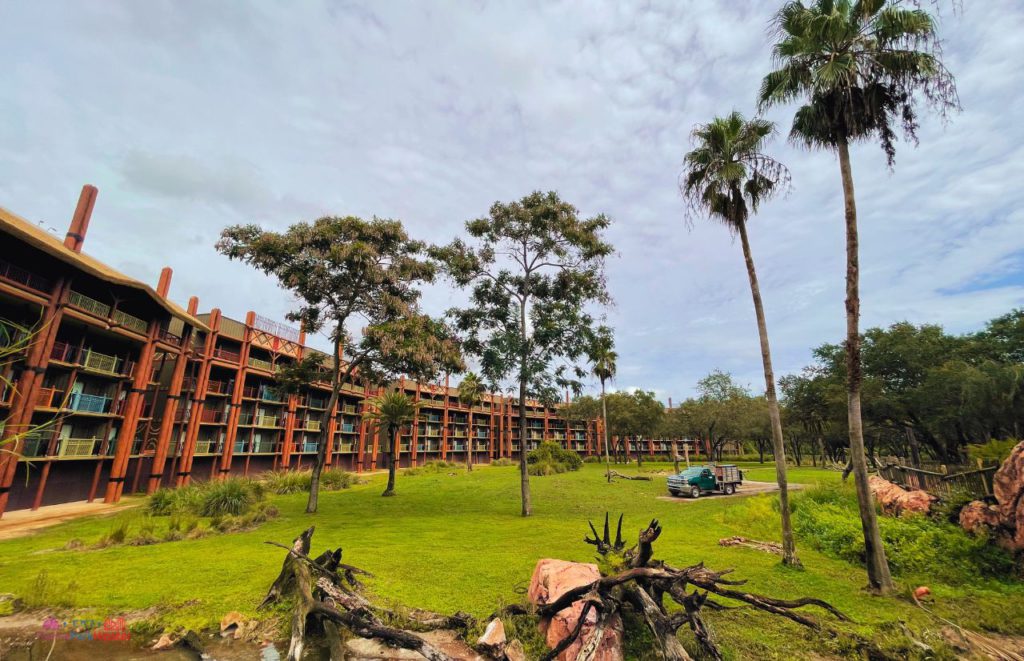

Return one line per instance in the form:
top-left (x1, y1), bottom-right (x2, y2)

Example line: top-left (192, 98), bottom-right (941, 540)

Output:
top-left (0, 186), bottom-right (674, 518)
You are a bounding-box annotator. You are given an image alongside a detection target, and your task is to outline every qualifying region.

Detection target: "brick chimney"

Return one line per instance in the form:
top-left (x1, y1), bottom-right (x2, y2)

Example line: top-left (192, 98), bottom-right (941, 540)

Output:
top-left (187, 296), bottom-right (199, 315)
top-left (64, 185), bottom-right (98, 253)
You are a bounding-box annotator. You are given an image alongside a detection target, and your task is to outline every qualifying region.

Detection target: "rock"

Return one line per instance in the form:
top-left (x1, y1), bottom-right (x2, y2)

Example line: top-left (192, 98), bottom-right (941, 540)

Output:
top-left (913, 586), bottom-right (931, 599)
top-left (477, 618), bottom-right (506, 648)
top-left (345, 631), bottom-right (483, 660)
top-left (505, 639), bottom-right (527, 661)
top-left (152, 633), bottom-right (175, 650)
top-left (220, 610), bottom-right (245, 638)
top-left (0, 594), bottom-right (24, 616)
top-left (868, 475), bottom-right (936, 516)
top-left (959, 500), bottom-right (1002, 535)
top-left (178, 630), bottom-right (204, 653)
top-left (528, 558), bottom-right (624, 661)
top-left (420, 630), bottom-right (484, 660)
top-left (993, 441), bottom-right (1024, 550)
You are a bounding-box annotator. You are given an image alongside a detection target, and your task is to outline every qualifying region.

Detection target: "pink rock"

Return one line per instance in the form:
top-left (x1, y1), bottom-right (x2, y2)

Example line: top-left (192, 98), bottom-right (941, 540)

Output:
top-left (527, 559), bottom-right (624, 661)
top-left (476, 618), bottom-right (506, 648)
top-left (993, 441), bottom-right (1024, 521)
top-left (959, 500), bottom-right (1002, 535)
top-left (505, 639), bottom-right (527, 661)
top-left (152, 633), bottom-right (175, 650)
top-left (868, 475), bottom-right (936, 516)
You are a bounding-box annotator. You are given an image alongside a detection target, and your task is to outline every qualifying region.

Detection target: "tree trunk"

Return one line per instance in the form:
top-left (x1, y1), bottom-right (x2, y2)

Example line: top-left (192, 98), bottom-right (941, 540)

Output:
top-left (602, 379), bottom-right (612, 482)
top-left (737, 220), bottom-right (798, 566)
top-left (383, 428), bottom-right (398, 497)
top-left (636, 436), bottom-right (643, 469)
top-left (838, 138), bottom-right (894, 593)
top-left (307, 334), bottom-right (345, 514)
top-left (519, 292), bottom-right (532, 517)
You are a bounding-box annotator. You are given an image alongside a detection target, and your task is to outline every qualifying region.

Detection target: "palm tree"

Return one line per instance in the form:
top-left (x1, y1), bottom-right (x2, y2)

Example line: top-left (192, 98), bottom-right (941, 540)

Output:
top-left (458, 373), bottom-right (485, 472)
top-left (362, 390), bottom-right (420, 497)
top-left (759, 0), bottom-right (958, 591)
top-left (588, 326), bottom-right (617, 483)
top-left (681, 111), bottom-right (799, 567)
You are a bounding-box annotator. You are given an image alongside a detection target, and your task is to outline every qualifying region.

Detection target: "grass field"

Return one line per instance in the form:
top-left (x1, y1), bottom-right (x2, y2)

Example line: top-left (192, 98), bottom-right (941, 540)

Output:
top-left (0, 461), bottom-right (1021, 659)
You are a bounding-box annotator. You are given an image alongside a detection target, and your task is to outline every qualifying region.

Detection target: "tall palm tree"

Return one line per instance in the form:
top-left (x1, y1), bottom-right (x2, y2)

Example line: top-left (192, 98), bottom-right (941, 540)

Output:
top-left (588, 326), bottom-right (617, 483)
top-left (759, 0), bottom-right (958, 591)
top-left (681, 111), bottom-right (799, 567)
top-left (362, 390), bottom-right (420, 497)
top-left (458, 373), bottom-right (485, 472)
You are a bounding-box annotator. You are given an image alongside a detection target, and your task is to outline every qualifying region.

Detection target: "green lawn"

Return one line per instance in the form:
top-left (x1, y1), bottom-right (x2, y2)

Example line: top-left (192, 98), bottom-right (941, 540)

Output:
top-left (0, 462), bottom-right (1021, 659)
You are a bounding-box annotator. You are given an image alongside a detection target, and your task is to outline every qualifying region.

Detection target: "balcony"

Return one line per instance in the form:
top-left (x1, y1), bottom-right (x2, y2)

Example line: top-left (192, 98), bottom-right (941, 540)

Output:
top-left (181, 377), bottom-right (197, 392)
top-left (252, 440), bottom-right (276, 453)
top-left (68, 392), bottom-right (113, 414)
top-left (242, 385), bottom-right (259, 399)
top-left (255, 414), bottom-right (279, 428)
top-left (248, 356), bottom-right (274, 372)
top-left (200, 408), bottom-right (226, 424)
top-left (207, 379), bottom-right (232, 395)
top-left (57, 437), bottom-right (100, 457)
top-left (157, 327), bottom-right (182, 346)
top-left (68, 290), bottom-right (111, 318)
top-left (112, 309), bottom-right (148, 334)
top-left (258, 386), bottom-right (281, 402)
top-left (306, 419), bottom-right (322, 432)
top-left (0, 257), bottom-right (50, 293)
top-left (82, 349), bottom-right (128, 376)
top-left (336, 443), bottom-right (355, 453)
top-left (300, 441), bottom-right (319, 453)
top-left (237, 412), bottom-right (254, 426)
top-left (36, 387), bottom-right (64, 409)
top-left (340, 423), bottom-right (358, 433)
top-left (341, 404), bottom-right (357, 414)
top-left (212, 346), bottom-right (240, 363)
top-left (234, 440), bottom-right (248, 454)
top-left (193, 440), bottom-right (221, 455)
top-left (18, 432), bottom-right (51, 457)
top-left (307, 398), bottom-right (327, 410)
top-left (50, 340), bottom-right (78, 363)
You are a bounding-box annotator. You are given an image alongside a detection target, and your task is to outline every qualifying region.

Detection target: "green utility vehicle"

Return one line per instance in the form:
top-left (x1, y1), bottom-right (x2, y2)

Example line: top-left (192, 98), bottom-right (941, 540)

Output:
top-left (667, 464), bottom-right (742, 498)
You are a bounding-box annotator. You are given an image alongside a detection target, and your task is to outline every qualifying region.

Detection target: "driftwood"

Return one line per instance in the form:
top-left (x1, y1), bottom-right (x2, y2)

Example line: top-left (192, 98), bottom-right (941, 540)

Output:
top-left (543, 513), bottom-right (850, 660)
top-left (606, 470), bottom-right (653, 482)
top-left (260, 526), bottom-right (472, 661)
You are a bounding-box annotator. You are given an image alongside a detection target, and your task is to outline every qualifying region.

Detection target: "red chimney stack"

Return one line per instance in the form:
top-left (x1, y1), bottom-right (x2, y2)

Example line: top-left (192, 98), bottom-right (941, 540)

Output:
top-left (157, 267), bottom-right (172, 298)
top-left (64, 185), bottom-right (98, 254)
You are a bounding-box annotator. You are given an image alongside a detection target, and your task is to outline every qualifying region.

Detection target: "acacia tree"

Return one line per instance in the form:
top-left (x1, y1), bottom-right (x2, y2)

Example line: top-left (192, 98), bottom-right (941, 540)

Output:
top-left (217, 216), bottom-right (463, 514)
top-left (587, 326), bottom-right (617, 481)
top-left (759, 0), bottom-right (958, 592)
top-left (362, 390), bottom-right (420, 497)
top-left (681, 111), bottom-right (799, 566)
top-left (433, 191), bottom-right (613, 517)
top-left (457, 372), bottom-right (485, 472)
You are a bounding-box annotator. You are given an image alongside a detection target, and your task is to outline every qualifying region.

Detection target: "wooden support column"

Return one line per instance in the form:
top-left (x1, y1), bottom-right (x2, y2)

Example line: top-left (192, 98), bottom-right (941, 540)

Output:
top-left (440, 376), bottom-right (450, 461)
top-left (410, 382), bottom-right (420, 466)
top-left (223, 311), bottom-right (254, 473)
top-left (178, 309), bottom-right (221, 486)
top-left (356, 390), bottom-right (368, 473)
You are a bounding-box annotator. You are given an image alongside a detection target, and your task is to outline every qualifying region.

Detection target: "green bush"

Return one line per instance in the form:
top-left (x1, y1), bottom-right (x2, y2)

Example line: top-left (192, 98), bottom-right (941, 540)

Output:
top-left (792, 483), bottom-right (1015, 583)
top-left (200, 478), bottom-right (264, 517)
top-left (967, 438), bottom-right (1019, 466)
top-left (320, 468), bottom-right (358, 490)
top-left (582, 455), bottom-right (602, 463)
top-left (259, 468), bottom-right (357, 494)
top-left (490, 458), bottom-right (515, 467)
top-left (404, 460), bottom-right (459, 476)
top-left (526, 442), bottom-right (582, 476)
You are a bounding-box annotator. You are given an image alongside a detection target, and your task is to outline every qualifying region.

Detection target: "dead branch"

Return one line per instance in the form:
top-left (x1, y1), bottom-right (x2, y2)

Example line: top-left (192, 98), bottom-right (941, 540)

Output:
top-left (607, 470), bottom-right (653, 481)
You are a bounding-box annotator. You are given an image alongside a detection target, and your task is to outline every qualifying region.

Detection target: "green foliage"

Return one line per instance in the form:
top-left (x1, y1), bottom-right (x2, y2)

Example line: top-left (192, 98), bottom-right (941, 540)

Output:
top-left (403, 460), bottom-right (458, 476)
top-left (603, 389), bottom-right (665, 440)
top-left (260, 469), bottom-right (357, 494)
top-left (527, 441), bottom-right (582, 475)
top-left (199, 478), bottom-right (264, 517)
top-left (968, 438), bottom-right (1019, 466)
top-left (490, 458), bottom-right (515, 467)
top-left (792, 484), bottom-right (1015, 583)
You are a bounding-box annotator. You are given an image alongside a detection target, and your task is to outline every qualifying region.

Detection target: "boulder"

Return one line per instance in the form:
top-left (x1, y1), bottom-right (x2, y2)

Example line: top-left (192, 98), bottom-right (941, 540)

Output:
top-left (993, 441), bottom-right (1024, 550)
top-left (868, 475), bottom-right (936, 516)
top-left (505, 639), bottom-right (527, 661)
top-left (476, 618), bottom-right (506, 649)
top-left (345, 631), bottom-right (483, 661)
top-left (959, 501), bottom-right (1002, 536)
top-left (527, 558), bottom-right (624, 661)
top-left (152, 633), bottom-right (175, 650)
top-left (220, 610), bottom-right (245, 638)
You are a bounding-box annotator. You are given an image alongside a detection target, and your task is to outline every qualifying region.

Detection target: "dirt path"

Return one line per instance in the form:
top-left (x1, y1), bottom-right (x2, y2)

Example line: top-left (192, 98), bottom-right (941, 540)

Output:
top-left (0, 499), bottom-right (139, 541)
top-left (655, 480), bottom-right (804, 503)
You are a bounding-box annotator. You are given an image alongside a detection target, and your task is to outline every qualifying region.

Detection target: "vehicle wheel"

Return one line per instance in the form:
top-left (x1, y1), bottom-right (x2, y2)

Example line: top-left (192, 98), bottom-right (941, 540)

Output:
top-left (690, 486), bottom-right (701, 499)
top-left (724, 484), bottom-right (735, 495)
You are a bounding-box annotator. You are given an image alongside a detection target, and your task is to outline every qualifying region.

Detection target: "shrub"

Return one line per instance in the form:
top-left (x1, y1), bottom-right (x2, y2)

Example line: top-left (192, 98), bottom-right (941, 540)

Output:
top-left (583, 455), bottom-right (601, 463)
top-left (320, 468), bottom-right (358, 490)
top-left (491, 458), bottom-right (515, 467)
top-left (967, 438), bottom-right (1019, 466)
top-left (526, 442), bottom-right (582, 476)
top-left (199, 478), bottom-right (264, 517)
top-left (791, 483), bottom-right (1015, 583)
top-left (404, 460), bottom-right (458, 476)
top-left (260, 470), bottom-right (310, 494)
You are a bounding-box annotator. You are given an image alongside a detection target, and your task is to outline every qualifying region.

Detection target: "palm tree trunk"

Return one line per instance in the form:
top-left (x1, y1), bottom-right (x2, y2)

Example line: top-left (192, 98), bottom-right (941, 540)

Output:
top-left (519, 298), bottom-right (532, 517)
top-left (737, 220), bottom-right (799, 566)
top-left (383, 428), bottom-right (398, 497)
top-left (601, 379), bottom-right (611, 482)
top-left (838, 138), bottom-right (894, 593)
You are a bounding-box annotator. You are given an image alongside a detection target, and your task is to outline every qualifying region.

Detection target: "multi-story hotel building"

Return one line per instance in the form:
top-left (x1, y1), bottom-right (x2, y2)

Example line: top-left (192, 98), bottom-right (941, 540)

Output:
top-left (0, 186), bottom-right (678, 518)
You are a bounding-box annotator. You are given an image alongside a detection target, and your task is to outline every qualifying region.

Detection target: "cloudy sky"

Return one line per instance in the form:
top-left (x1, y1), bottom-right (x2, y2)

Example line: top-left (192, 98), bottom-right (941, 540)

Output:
top-left (2, 1), bottom-right (1022, 401)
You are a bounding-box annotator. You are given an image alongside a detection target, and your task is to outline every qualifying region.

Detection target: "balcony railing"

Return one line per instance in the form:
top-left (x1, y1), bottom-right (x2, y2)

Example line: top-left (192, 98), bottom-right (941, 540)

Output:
top-left (336, 443), bottom-right (355, 453)
top-left (212, 346), bottom-right (240, 362)
top-left (50, 340), bottom-right (78, 363)
top-left (234, 440), bottom-right (248, 454)
top-left (301, 441), bottom-right (319, 453)
top-left (258, 387), bottom-right (281, 402)
top-left (18, 432), bottom-right (51, 457)
top-left (182, 377), bottom-right (197, 392)
top-left (255, 414), bottom-right (279, 428)
top-left (306, 419), bottom-right (322, 432)
top-left (252, 440), bottom-right (275, 453)
top-left (68, 290), bottom-right (111, 318)
top-left (57, 437), bottom-right (100, 457)
top-left (307, 398), bottom-right (327, 409)
top-left (69, 392), bottom-right (112, 414)
top-left (242, 385), bottom-right (259, 398)
top-left (248, 356), bottom-right (274, 372)
top-left (193, 440), bottom-right (221, 455)
top-left (158, 328), bottom-right (182, 346)
top-left (341, 404), bottom-right (357, 414)
top-left (0, 257), bottom-right (50, 293)
top-left (200, 408), bottom-right (226, 424)
top-left (82, 348), bottom-right (126, 375)
top-left (237, 412), bottom-right (254, 425)
top-left (36, 387), bottom-right (64, 409)
top-left (207, 379), bottom-right (232, 395)
top-left (112, 309), bottom-right (148, 334)
top-left (340, 423), bottom-right (358, 433)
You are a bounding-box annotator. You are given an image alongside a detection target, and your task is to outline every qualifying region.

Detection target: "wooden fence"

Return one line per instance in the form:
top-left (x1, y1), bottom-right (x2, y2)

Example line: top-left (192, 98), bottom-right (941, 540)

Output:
top-left (877, 462), bottom-right (998, 498)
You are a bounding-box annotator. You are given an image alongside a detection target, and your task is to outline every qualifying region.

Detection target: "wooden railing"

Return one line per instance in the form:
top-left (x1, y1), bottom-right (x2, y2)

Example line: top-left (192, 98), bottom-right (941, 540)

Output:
top-left (58, 437), bottom-right (100, 457)
top-left (0, 257), bottom-right (50, 293)
top-left (255, 414), bottom-right (280, 428)
top-left (212, 346), bottom-right (240, 362)
top-left (68, 290), bottom-right (111, 318)
top-left (112, 309), bottom-right (148, 334)
top-left (248, 356), bottom-right (274, 372)
top-left (878, 463), bottom-right (998, 498)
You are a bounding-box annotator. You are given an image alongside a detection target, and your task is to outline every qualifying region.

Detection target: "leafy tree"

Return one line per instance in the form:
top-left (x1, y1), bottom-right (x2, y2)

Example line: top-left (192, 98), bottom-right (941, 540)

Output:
top-left (217, 216), bottom-right (463, 513)
top-left (457, 373), bottom-right (485, 472)
top-left (759, 0), bottom-right (958, 593)
top-left (362, 390), bottom-right (420, 497)
top-left (432, 191), bottom-right (613, 517)
top-left (587, 326), bottom-right (617, 480)
top-left (602, 390), bottom-right (664, 467)
top-left (682, 111), bottom-right (798, 565)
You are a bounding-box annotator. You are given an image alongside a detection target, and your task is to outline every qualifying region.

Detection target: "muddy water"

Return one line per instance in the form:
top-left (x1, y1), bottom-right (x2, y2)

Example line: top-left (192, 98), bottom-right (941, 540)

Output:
top-left (0, 636), bottom-right (282, 660)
